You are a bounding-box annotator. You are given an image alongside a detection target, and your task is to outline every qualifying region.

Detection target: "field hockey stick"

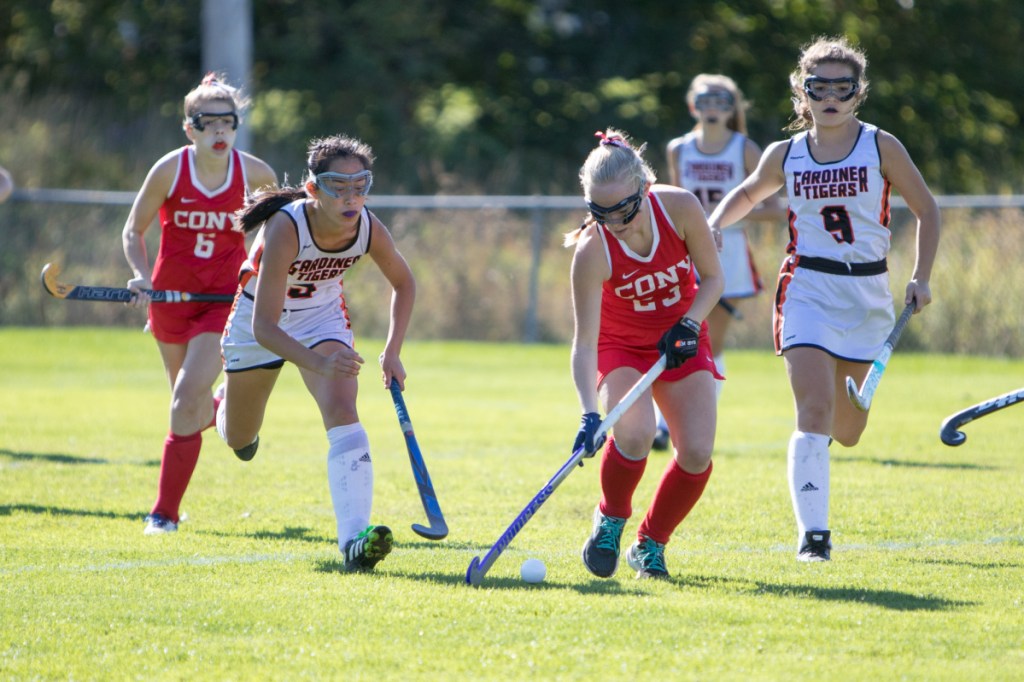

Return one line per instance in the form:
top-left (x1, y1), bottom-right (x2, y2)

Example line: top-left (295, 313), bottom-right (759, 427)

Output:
top-left (41, 263), bottom-right (234, 303)
top-left (389, 378), bottom-right (449, 540)
top-left (845, 302), bottom-right (915, 412)
top-left (466, 354), bottom-right (667, 586)
top-left (939, 386), bottom-right (1024, 447)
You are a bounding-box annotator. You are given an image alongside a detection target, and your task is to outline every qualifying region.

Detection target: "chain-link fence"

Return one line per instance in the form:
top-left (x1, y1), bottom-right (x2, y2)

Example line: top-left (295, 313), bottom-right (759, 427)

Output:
top-left (3, 190), bottom-right (1021, 357)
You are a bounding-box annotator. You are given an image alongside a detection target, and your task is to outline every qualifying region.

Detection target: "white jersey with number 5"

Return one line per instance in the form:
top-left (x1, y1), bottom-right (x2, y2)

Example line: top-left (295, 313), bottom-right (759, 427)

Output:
top-left (783, 123), bottom-right (892, 262)
top-left (238, 199), bottom-right (371, 313)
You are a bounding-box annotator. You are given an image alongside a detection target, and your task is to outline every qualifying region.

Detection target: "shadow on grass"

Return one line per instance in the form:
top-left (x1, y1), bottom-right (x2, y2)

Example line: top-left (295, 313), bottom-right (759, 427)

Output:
top-left (684, 573), bottom-right (972, 611)
top-left (833, 454), bottom-right (996, 471)
top-left (0, 448), bottom-right (159, 466)
top-left (198, 526), bottom-right (335, 545)
top-left (0, 503), bottom-right (139, 521)
top-left (313, 560), bottom-right (652, 595)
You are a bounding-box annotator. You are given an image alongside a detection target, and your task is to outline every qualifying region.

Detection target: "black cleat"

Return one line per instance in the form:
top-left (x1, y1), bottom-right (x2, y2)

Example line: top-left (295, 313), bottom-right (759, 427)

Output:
top-left (344, 525), bottom-right (394, 571)
top-left (581, 506), bottom-right (627, 577)
top-left (797, 530), bottom-right (831, 562)
top-left (234, 435), bottom-right (259, 462)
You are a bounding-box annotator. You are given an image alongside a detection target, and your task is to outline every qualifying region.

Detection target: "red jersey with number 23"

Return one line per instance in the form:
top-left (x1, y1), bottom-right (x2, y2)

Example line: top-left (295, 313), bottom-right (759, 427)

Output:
top-left (152, 146), bottom-right (248, 295)
top-left (597, 192), bottom-right (702, 353)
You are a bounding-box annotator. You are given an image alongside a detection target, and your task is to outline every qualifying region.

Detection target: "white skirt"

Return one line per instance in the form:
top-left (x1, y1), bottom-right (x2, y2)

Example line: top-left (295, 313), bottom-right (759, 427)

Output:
top-left (221, 294), bottom-right (354, 371)
top-left (773, 257), bottom-right (894, 362)
top-left (720, 228), bottom-right (762, 299)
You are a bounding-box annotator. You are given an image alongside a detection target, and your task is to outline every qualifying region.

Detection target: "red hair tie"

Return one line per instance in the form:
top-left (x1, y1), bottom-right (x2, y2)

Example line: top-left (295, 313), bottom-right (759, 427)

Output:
top-left (595, 131), bottom-right (626, 148)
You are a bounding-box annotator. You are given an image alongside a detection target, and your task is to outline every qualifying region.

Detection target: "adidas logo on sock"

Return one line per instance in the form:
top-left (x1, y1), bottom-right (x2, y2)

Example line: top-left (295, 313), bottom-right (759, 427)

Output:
top-left (359, 453), bottom-right (371, 463)
top-left (800, 481), bottom-right (819, 492)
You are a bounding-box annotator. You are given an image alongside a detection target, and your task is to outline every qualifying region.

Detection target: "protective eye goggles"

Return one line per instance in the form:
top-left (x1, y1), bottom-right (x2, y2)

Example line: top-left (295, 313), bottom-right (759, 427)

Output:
top-left (315, 170), bottom-right (374, 198)
top-left (803, 76), bottom-right (859, 102)
top-left (694, 92), bottom-right (735, 111)
top-left (187, 111), bottom-right (239, 131)
top-left (587, 188), bottom-right (643, 226)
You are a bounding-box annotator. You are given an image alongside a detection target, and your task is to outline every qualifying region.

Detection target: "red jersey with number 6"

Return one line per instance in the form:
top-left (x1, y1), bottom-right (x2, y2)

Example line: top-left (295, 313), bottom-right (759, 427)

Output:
top-left (152, 146), bottom-right (248, 295)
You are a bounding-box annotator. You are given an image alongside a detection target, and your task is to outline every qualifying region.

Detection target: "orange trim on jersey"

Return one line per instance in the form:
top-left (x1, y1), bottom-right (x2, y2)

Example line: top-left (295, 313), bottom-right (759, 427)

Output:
top-left (773, 258), bottom-right (797, 355)
top-left (879, 177), bottom-right (892, 227)
top-left (785, 207), bottom-right (798, 254)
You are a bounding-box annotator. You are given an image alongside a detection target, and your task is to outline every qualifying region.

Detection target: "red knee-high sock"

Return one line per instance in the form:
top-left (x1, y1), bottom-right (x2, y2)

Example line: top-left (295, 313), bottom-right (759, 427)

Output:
top-left (637, 459), bottom-right (713, 544)
top-left (598, 438), bottom-right (648, 519)
top-left (151, 431), bottom-right (202, 523)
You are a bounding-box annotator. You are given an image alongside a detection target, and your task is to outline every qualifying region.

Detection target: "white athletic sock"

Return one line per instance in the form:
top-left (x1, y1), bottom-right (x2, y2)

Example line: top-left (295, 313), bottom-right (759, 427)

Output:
top-left (713, 354), bottom-right (726, 400)
top-left (326, 423), bottom-right (373, 551)
top-left (215, 396), bottom-right (228, 443)
top-left (787, 430), bottom-right (830, 546)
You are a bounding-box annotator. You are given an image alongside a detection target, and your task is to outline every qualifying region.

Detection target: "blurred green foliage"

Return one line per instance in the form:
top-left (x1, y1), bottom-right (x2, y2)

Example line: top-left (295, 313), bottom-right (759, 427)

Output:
top-left (1, 0), bottom-right (1022, 194)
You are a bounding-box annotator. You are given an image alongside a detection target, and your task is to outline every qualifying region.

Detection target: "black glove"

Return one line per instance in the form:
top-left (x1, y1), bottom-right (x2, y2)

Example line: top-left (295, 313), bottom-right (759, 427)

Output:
top-left (657, 317), bottom-right (701, 369)
top-left (573, 412), bottom-right (606, 458)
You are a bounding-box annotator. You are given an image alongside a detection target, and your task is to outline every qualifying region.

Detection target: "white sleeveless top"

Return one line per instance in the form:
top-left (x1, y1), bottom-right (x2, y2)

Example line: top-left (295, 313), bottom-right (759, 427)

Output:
top-left (240, 199), bottom-right (371, 311)
top-left (673, 130), bottom-right (747, 211)
top-left (783, 123), bottom-right (892, 262)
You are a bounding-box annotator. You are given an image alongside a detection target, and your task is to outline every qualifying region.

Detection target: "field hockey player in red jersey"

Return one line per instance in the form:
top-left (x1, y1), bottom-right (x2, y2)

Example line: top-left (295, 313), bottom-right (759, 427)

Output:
top-left (566, 128), bottom-right (724, 579)
top-left (122, 72), bottom-right (277, 535)
top-left (216, 135), bottom-right (416, 572)
top-left (709, 36), bottom-right (939, 561)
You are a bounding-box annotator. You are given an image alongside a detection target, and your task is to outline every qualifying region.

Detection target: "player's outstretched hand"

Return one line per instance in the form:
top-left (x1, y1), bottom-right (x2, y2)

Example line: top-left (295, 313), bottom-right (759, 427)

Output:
top-left (573, 412), bottom-right (606, 458)
top-left (657, 317), bottom-right (700, 369)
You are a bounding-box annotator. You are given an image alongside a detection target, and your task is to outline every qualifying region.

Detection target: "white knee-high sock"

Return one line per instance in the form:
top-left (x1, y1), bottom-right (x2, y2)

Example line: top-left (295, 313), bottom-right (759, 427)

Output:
top-left (788, 430), bottom-right (830, 545)
top-left (326, 423), bottom-right (373, 551)
top-left (713, 354), bottom-right (726, 400)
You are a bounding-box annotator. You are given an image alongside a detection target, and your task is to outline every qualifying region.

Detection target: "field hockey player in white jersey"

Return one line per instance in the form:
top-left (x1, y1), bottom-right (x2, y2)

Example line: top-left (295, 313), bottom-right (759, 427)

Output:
top-left (708, 36), bottom-right (940, 562)
top-left (217, 134), bottom-right (416, 572)
top-left (666, 74), bottom-right (783, 397)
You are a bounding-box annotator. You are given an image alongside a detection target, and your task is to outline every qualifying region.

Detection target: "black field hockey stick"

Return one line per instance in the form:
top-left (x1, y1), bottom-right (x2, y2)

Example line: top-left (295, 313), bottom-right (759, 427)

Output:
top-left (465, 355), bottom-right (668, 586)
top-left (389, 378), bottom-right (448, 540)
top-left (41, 263), bottom-right (234, 303)
top-left (939, 386), bottom-right (1024, 447)
top-left (845, 302), bottom-right (916, 412)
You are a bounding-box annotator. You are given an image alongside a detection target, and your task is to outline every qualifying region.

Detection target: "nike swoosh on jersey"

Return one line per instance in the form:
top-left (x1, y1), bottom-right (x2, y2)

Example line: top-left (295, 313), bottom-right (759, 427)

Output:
top-left (181, 197), bottom-right (198, 203)
top-left (622, 269), bottom-right (640, 279)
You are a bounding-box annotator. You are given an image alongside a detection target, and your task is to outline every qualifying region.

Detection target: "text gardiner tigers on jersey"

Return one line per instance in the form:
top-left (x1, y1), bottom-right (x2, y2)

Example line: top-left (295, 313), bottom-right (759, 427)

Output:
top-left (792, 165), bottom-right (869, 199)
top-left (289, 255), bottom-right (362, 282)
top-left (686, 161), bottom-right (734, 183)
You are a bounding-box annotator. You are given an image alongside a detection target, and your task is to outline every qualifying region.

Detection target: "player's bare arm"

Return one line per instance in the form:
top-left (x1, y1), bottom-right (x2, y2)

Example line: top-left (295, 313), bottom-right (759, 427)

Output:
top-left (741, 137), bottom-right (786, 223)
top-left (665, 138), bottom-right (683, 187)
top-left (658, 186), bottom-right (724, 323)
top-left (569, 227), bottom-right (607, 414)
top-left (709, 140), bottom-right (788, 230)
top-left (878, 131), bottom-right (940, 310)
top-left (367, 215), bottom-right (416, 388)
top-left (241, 153), bottom-right (278, 194)
top-left (121, 152), bottom-right (178, 304)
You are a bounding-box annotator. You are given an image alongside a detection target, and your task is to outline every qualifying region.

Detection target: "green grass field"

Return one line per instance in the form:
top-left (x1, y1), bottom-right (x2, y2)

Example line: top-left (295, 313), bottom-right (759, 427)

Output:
top-left (1, 328), bottom-right (1022, 681)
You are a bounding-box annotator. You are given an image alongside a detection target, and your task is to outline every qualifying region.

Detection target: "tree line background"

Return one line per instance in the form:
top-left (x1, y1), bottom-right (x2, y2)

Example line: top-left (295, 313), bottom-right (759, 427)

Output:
top-left (2, 0), bottom-right (1022, 193)
top-left (0, 1), bottom-right (1022, 355)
